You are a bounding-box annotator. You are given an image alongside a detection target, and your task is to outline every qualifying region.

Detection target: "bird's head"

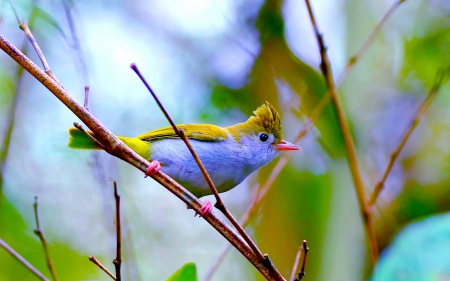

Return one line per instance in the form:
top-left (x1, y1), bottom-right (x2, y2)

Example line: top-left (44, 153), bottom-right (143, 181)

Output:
top-left (227, 102), bottom-right (300, 170)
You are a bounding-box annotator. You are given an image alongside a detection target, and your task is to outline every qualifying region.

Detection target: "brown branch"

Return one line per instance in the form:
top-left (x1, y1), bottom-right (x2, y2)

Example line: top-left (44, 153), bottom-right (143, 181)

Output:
top-left (336, 0), bottom-right (407, 85)
top-left (294, 241), bottom-right (309, 281)
top-left (0, 237), bottom-right (50, 281)
top-left (89, 256), bottom-right (116, 280)
top-left (369, 70), bottom-right (447, 206)
top-left (8, 0), bottom-right (59, 82)
top-left (84, 86), bottom-right (90, 112)
top-left (130, 64), bottom-right (267, 263)
top-left (289, 246), bottom-right (302, 281)
top-left (112, 181), bottom-right (122, 281)
top-left (33, 197), bottom-right (59, 281)
top-left (0, 35), bottom-right (284, 281)
top-left (304, 0), bottom-right (378, 262)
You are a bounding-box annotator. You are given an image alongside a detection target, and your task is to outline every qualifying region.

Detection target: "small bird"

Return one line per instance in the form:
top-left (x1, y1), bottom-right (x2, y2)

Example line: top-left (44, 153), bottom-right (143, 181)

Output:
top-left (68, 102), bottom-right (300, 215)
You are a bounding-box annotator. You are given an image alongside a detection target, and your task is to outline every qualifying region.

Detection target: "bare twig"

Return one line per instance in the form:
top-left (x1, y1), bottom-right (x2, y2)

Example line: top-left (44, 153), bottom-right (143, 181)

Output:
top-left (0, 238), bottom-right (50, 281)
top-left (294, 241), bottom-right (309, 281)
top-left (84, 86), bottom-right (90, 112)
top-left (304, 0), bottom-right (378, 262)
top-left (89, 256), bottom-right (116, 280)
top-left (33, 197), bottom-right (59, 281)
top-left (130, 64), bottom-right (267, 263)
top-left (63, 0), bottom-right (89, 84)
top-left (8, 0), bottom-right (59, 82)
top-left (369, 70), bottom-right (447, 206)
top-left (336, 0), bottom-right (407, 85)
top-left (112, 181), bottom-right (122, 281)
top-left (289, 246), bottom-right (302, 281)
top-left (0, 35), bottom-right (284, 281)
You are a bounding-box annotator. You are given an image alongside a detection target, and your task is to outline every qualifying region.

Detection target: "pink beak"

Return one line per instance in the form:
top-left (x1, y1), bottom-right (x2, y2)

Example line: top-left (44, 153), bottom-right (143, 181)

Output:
top-left (275, 141), bottom-right (301, 151)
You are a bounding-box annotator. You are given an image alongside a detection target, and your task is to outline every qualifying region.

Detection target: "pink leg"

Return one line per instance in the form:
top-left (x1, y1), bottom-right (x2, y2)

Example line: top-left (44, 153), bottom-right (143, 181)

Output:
top-left (144, 160), bottom-right (161, 178)
top-left (195, 201), bottom-right (212, 217)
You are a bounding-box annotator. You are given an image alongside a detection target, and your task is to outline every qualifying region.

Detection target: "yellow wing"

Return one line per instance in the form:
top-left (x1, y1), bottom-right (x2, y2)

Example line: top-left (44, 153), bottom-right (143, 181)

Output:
top-left (136, 124), bottom-right (228, 142)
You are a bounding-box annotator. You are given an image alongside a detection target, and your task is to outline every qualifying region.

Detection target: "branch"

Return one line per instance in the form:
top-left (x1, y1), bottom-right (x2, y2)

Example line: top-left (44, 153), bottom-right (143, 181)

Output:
top-left (289, 246), bottom-right (302, 281)
top-left (0, 35), bottom-right (285, 281)
top-left (8, 0), bottom-right (59, 82)
top-left (33, 197), bottom-right (59, 281)
top-left (130, 64), bottom-right (266, 263)
top-left (304, 0), bottom-right (378, 262)
top-left (369, 70), bottom-right (447, 206)
top-left (294, 241), bottom-right (309, 281)
top-left (0, 238), bottom-right (50, 281)
top-left (89, 256), bottom-right (116, 280)
top-left (336, 0), bottom-right (407, 85)
top-left (112, 181), bottom-right (122, 281)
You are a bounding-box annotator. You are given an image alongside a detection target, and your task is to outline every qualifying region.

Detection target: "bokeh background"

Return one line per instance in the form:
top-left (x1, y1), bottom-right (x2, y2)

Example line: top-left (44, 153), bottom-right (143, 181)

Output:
top-left (0, 0), bottom-right (450, 280)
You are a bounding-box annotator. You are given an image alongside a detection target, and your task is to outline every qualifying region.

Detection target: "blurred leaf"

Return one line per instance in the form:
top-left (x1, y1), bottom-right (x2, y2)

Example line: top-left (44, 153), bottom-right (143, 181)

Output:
top-left (29, 4), bottom-right (67, 39)
top-left (401, 26), bottom-right (450, 88)
top-left (210, 0), bottom-right (344, 156)
top-left (253, 166), bottom-right (333, 280)
top-left (0, 195), bottom-right (99, 280)
top-left (0, 70), bottom-right (14, 108)
top-left (372, 213), bottom-right (450, 281)
top-left (165, 262), bottom-right (197, 281)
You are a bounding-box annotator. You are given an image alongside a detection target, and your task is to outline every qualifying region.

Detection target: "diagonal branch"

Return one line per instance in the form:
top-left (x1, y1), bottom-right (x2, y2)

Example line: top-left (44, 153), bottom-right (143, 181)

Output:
top-left (336, 0), bottom-right (407, 85)
top-left (89, 256), bottom-right (116, 280)
top-left (369, 70), bottom-right (448, 206)
top-left (0, 238), bottom-right (50, 281)
top-left (33, 197), bottom-right (59, 281)
top-left (304, 0), bottom-right (378, 262)
top-left (130, 64), bottom-right (266, 263)
top-left (0, 34), bottom-right (285, 281)
top-left (8, 0), bottom-right (59, 82)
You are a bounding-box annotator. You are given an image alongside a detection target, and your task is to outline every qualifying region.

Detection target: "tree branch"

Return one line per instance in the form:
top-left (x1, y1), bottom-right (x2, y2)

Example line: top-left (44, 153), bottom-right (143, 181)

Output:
top-left (0, 34), bottom-right (285, 281)
top-left (89, 256), bottom-right (116, 280)
top-left (369, 70), bottom-right (447, 206)
top-left (33, 197), bottom-right (59, 281)
top-left (0, 237), bottom-right (50, 281)
top-left (304, 0), bottom-right (378, 262)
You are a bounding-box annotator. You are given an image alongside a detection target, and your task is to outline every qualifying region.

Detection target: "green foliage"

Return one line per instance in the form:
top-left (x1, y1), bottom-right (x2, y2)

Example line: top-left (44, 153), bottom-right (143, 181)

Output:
top-left (165, 262), bottom-right (197, 281)
top-left (401, 26), bottom-right (450, 88)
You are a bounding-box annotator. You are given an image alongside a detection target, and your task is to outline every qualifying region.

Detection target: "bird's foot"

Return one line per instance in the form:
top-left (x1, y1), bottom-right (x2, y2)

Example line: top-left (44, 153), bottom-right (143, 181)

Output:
top-left (194, 201), bottom-right (212, 217)
top-left (144, 160), bottom-right (161, 178)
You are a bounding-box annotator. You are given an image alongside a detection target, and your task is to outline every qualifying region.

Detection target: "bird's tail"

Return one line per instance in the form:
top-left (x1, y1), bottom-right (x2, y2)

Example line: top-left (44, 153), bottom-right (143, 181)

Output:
top-left (68, 127), bottom-right (103, 150)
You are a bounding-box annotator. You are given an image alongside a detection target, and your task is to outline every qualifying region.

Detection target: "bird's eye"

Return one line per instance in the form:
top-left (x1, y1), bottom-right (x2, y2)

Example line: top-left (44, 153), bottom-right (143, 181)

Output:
top-left (259, 133), bottom-right (269, 142)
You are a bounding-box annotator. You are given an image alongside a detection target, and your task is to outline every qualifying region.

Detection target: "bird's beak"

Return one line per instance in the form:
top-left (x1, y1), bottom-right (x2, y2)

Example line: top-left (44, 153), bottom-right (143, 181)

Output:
top-left (275, 141), bottom-right (301, 151)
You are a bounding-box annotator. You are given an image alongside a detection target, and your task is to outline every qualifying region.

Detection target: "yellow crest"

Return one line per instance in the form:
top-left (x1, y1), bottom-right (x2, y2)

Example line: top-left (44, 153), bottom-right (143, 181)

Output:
top-left (246, 102), bottom-right (283, 141)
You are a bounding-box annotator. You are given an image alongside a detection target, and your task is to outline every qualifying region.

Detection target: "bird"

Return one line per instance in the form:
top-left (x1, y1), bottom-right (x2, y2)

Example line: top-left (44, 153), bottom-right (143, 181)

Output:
top-left (68, 102), bottom-right (300, 216)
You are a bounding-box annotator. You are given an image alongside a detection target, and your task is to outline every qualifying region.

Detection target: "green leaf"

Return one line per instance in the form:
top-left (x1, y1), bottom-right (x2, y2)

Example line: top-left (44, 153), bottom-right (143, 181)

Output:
top-left (401, 26), bottom-right (450, 89)
top-left (165, 262), bottom-right (197, 281)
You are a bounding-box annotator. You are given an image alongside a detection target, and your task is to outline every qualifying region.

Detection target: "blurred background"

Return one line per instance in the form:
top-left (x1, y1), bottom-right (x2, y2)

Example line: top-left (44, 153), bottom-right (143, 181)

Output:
top-left (0, 0), bottom-right (449, 280)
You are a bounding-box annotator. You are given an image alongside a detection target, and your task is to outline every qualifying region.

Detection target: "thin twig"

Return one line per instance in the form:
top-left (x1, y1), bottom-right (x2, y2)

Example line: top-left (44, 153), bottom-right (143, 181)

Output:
top-left (0, 35), bottom-right (285, 281)
top-left (89, 256), bottom-right (116, 280)
top-left (63, 0), bottom-right (89, 84)
top-left (294, 241), bottom-right (309, 281)
top-left (0, 238), bottom-right (50, 281)
top-left (369, 70), bottom-right (447, 206)
top-left (336, 0), bottom-right (407, 86)
top-left (304, 0), bottom-right (378, 262)
top-left (289, 246), bottom-right (303, 281)
top-left (8, 0), bottom-right (59, 82)
top-left (112, 181), bottom-right (122, 281)
top-left (130, 64), bottom-right (267, 263)
top-left (84, 86), bottom-right (90, 112)
top-left (33, 197), bottom-right (59, 281)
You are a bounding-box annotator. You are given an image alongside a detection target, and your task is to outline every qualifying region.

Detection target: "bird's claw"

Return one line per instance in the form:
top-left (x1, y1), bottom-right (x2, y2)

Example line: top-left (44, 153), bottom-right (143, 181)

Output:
top-left (144, 160), bottom-right (161, 178)
top-left (195, 201), bottom-right (212, 217)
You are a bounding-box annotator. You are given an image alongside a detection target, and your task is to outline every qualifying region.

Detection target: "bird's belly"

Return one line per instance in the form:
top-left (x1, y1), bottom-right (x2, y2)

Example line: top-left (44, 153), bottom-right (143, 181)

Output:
top-left (149, 139), bottom-right (254, 198)
top-left (161, 163), bottom-right (244, 198)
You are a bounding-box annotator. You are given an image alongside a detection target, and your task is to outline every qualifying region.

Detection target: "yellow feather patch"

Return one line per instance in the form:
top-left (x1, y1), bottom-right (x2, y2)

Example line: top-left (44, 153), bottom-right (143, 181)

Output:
top-left (136, 124), bottom-right (228, 142)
